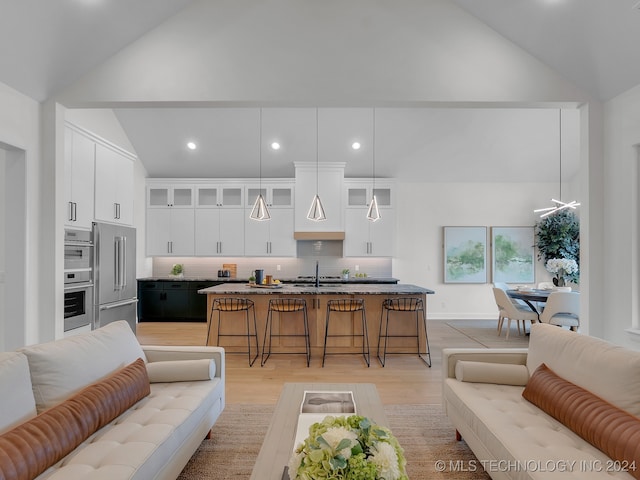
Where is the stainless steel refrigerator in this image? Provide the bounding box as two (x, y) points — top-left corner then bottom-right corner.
(92, 222), (138, 332)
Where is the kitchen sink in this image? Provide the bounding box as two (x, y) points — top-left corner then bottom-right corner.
(292, 284), (335, 288)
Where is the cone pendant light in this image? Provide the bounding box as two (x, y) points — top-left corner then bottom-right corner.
(367, 108), (381, 222)
(307, 108), (327, 221)
(250, 108), (271, 221)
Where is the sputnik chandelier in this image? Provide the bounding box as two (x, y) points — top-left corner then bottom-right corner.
(534, 109), (580, 218)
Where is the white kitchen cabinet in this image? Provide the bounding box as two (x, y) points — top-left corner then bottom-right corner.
(245, 183), (294, 208)
(196, 185), (243, 208)
(64, 127), (95, 229)
(148, 185), (194, 208)
(294, 163), (344, 231)
(244, 208), (295, 256)
(94, 143), (134, 225)
(194, 208), (245, 256)
(147, 208), (195, 256)
(346, 185), (393, 208)
(344, 208), (395, 257)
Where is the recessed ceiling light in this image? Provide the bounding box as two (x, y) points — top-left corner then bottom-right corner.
(352, 142), (361, 150)
(186, 142), (197, 150)
(271, 142), (281, 150)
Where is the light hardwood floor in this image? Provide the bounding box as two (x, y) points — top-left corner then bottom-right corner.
(136, 319), (513, 405)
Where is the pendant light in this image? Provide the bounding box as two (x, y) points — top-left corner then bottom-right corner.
(367, 108), (381, 222)
(249, 108), (271, 221)
(307, 108), (327, 221)
(534, 109), (580, 218)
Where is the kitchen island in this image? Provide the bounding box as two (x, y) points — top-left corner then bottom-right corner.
(198, 283), (434, 360)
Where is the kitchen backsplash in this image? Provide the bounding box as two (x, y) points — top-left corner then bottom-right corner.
(152, 256), (392, 279)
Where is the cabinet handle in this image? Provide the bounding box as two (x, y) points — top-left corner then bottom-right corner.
(116, 203), (121, 219)
(167, 241), (172, 254)
(74, 202), (78, 221)
(218, 241), (222, 254)
(68, 202), (76, 222)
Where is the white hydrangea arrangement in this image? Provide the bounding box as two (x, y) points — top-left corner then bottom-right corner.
(545, 258), (578, 286)
(288, 415), (408, 480)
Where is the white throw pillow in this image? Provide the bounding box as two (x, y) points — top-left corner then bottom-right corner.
(455, 360), (529, 386)
(0, 352), (37, 433)
(20, 321), (146, 412)
(146, 359), (216, 383)
(527, 323), (640, 416)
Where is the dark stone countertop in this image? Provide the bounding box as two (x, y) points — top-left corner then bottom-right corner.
(198, 283), (434, 295)
(137, 277), (400, 284)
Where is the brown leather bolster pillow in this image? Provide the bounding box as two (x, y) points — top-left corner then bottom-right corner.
(0, 357), (150, 480)
(523, 363), (640, 480)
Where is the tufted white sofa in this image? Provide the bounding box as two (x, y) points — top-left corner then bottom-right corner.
(0, 320), (225, 480)
(443, 323), (640, 480)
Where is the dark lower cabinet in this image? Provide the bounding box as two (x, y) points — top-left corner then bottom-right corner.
(138, 280), (220, 322)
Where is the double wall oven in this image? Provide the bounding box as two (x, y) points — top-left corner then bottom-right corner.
(64, 229), (94, 332)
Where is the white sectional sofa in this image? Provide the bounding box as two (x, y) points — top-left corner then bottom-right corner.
(0, 321), (225, 480)
(443, 323), (640, 480)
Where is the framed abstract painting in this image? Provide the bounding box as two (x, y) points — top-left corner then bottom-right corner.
(443, 226), (488, 283)
(491, 226), (535, 284)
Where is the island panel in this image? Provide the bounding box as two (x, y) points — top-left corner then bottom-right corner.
(200, 284), (434, 358)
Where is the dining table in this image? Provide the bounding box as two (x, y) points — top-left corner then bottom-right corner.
(506, 289), (551, 317)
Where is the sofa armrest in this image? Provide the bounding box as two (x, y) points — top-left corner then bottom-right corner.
(142, 346), (225, 381)
(442, 348), (528, 380)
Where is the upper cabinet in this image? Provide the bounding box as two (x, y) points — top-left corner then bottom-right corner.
(294, 162), (344, 232)
(64, 126), (95, 229)
(196, 184), (243, 208)
(148, 185), (195, 208)
(245, 182), (294, 208)
(94, 143), (134, 225)
(345, 184), (393, 208)
(147, 208), (195, 256)
(65, 123), (135, 228)
(343, 179), (395, 257)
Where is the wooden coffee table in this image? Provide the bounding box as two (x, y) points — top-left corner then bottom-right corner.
(250, 383), (388, 480)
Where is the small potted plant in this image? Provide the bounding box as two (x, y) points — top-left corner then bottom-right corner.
(170, 264), (184, 278)
(248, 275), (256, 285)
(341, 268), (350, 280)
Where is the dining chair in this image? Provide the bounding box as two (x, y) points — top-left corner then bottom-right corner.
(493, 282), (528, 308)
(539, 291), (580, 331)
(535, 282), (555, 311)
(492, 287), (539, 339)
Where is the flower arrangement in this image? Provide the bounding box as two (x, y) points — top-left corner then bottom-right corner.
(288, 415), (408, 480)
(170, 264), (184, 277)
(545, 258), (578, 287)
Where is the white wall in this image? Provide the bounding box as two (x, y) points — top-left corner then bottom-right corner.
(59, 0), (587, 106)
(0, 149), (4, 346)
(0, 80), (43, 347)
(393, 181), (565, 320)
(602, 85), (640, 349)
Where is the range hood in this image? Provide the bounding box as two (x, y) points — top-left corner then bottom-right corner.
(294, 232), (345, 241)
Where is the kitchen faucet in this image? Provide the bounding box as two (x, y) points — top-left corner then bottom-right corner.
(315, 260), (320, 288)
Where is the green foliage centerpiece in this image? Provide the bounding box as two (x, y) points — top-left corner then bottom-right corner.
(535, 210), (580, 284)
(288, 415), (408, 480)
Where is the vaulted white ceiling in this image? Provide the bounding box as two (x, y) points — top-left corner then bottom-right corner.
(0, 0), (636, 182)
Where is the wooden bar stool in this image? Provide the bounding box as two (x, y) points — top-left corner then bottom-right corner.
(207, 297), (259, 366)
(322, 299), (370, 367)
(261, 298), (310, 367)
(377, 297), (431, 367)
